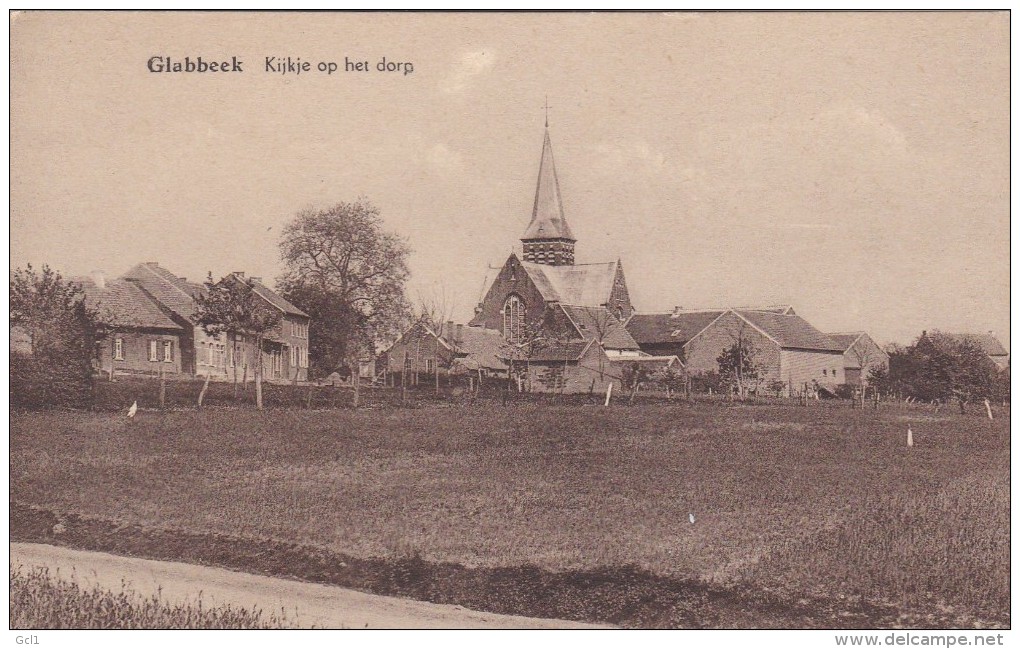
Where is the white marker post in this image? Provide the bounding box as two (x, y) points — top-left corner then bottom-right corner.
(984, 399), (993, 420)
(907, 426), (914, 448)
(604, 382), (613, 406)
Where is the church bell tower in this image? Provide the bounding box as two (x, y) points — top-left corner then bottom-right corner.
(521, 129), (576, 266)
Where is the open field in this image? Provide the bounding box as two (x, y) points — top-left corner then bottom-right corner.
(10, 402), (1009, 628)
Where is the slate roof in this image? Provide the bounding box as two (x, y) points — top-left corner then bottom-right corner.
(625, 311), (724, 345)
(560, 304), (640, 350)
(75, 277), (184, 330)
(734, 310), (843, 352)
(945, 333), (1008, 357)
(521, 260), (619, 308)
(522, 130), (575, 241)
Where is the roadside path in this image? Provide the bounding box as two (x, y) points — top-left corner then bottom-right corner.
(11, 542), (607, 629)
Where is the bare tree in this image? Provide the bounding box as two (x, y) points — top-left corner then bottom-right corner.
(195, 274), (282, 410)
(416, 284), (454, 395)
(717, 321), (765, 400)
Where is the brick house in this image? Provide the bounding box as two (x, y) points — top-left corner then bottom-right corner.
(219, 272), (312, 382)
(85, 263), (311, 382)
(77, 273), (186, 377)
(378, 319), (507, 386)
(828, 331), (889, 386)
(122, 262), (226, 377)
(626, 307), (845, 394)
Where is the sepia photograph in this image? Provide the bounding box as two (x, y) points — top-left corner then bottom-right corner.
(8, 10), (1011, 640)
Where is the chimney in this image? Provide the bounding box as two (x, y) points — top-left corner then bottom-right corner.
(456, 324), (464, 344)
(91, 270), (106, 289)
(233, 271), (245, 278)
(474, 303), (483, 315)
(250, 277), (262, 283)
(446, 320), (454, 341)
(673, 305), (684, 315)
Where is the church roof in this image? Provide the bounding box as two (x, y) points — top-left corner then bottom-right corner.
(521, 260), (619, 308)
(522, 130), (575, 242)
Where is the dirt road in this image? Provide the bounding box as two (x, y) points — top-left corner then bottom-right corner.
(11, 542), (607, 629)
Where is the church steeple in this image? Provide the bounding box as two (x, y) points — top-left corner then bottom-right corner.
(521, 129), (576, 266)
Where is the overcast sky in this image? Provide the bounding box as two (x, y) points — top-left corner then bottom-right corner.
(10, 12), (1010, 349)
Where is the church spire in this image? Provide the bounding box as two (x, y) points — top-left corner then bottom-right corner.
(521, 127), (576, 266)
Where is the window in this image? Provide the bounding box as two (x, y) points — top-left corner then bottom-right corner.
(290, 346), (297, 366)
(149, 340), (158, 362)
(426, 358), (434, 373)
(502, 294), (526, 343)
(228, 345), (234, 368)
(302, 346), (308, 368)
(207, 344), (215, 365)
(114, 338), (124, 360)
(163, 340), (173, 363)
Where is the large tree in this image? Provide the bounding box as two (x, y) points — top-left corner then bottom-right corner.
(889, 331), (999, 411)
(277, 199), (412, 377)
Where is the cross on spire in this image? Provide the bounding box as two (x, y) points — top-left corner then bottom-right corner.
(543, 95), (551, 128)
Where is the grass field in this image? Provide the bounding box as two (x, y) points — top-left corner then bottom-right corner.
(9, 401), (1009, 628)
(9, 564), (288, 629)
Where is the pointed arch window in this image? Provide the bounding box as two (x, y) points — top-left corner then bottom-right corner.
(503, 294), (526, 343)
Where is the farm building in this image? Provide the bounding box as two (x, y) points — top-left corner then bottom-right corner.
(626, 307), (846, 395)
(378, 319), (507, 386)
(79, 263), (312, 382)
(828, 331), (889, 386)
(943, 332), (1009, 370)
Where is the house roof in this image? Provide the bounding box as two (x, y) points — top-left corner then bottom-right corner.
(608, 355), (682, 372)
(734, 310), (844, 352)
(560, 304), (640, 350)
(243, 276), (309, 318)
(944, 333), (1009, 357)
(121, 262), (203, 321)
(626, 308), (842, 352)
(521, 260), (619, 308)
(221, 273), (309, 318)
(451, 326), (507, 372)
(522, 130), (575, 242)
(625, 310), (725, 346)
(76, 277), (184, 330)
(827, 332), (865, 352)
(527, 339), (592, 362)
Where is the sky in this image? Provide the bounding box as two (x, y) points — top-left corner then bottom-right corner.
(10, 12), (1010, 350)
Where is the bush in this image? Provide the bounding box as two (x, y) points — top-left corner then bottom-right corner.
(10, 354), (94, 410)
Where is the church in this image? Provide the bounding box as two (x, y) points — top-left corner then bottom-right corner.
(462, 124), (858, 396)
(467, 127), (675, 393)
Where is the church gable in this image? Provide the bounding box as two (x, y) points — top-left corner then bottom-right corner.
(469, 253), (551, 334)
